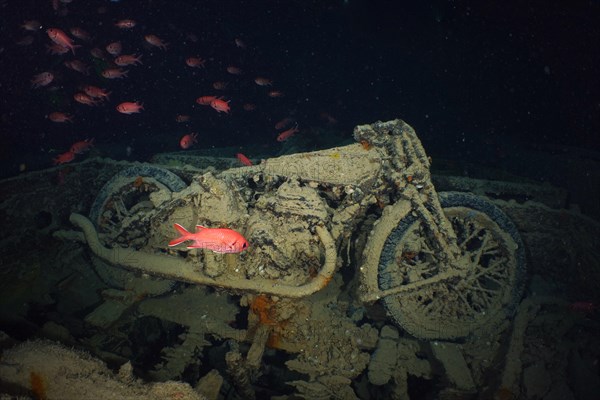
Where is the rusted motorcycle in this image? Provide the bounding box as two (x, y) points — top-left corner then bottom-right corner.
(71, 119), (525, 340)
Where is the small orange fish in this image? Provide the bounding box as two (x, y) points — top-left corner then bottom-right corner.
(74, 92), (98, 106)
(212, 81), (228, 90)
(115, 19), (136, 29)
(47, 43), (70, 55)
(236, 153), (253, 166)
(267, 90), (284, 98)
(31, 72), (54, 88)
(169, 223), (249, 254)
(102, 68), (128, 79)
(53, 151), (76, 165)
(70, 138), (94, 154)
(105, 41), (122, 56)
(83, 85), (111, 100)
(116, 102), (144, 114)
(175, 114), (191, 123)
(254, 77), (272, 86)
(196, 95), (217, 106)
(89, 47), (105, 59)
(31, 72), (54, 89)
(277, 125), (299, 142)
(46, 28), (77, 54)
(64, 60), (89, 75)
(21, 20), (41, 32)
(186, 57), (206, 68)
(180, 133), (198, 149)
(210, 98), (230, 114)
(47, 112), (74, 123)
(69, 27), (90, 41)
(226, 65), (243, 75)
(145, 34), (168, 50)
(114, 54), (143, 66)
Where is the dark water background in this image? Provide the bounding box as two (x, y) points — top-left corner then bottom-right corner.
(0, 0), (599, 177)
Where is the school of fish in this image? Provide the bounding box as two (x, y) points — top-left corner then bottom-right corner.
(18, 1), (344, 169)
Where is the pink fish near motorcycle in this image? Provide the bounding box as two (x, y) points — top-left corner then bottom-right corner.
(169, 223), (249, 254)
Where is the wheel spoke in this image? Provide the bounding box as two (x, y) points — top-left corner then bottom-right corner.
(467, 259), (505, 282)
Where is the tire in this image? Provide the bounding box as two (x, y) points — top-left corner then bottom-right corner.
(379, 191), (526, 340)
(87, 164), (185, 294)
(89, 164), (186, 231)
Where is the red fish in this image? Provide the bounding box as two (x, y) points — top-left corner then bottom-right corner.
(69, 27), (91, 41)
(74, 92), (99, 106)
(115, 19), (136, 29)
(212, 81), (228, 90)
(186, 57), (206, 68)
(277, 125), (299, 142)
(64, 60), (89, 75)
(114, 54), (143, 66)
(31, 72), (54, 88)
(47, 112), (73, 123)
(254, 77), (272, 86)
(21, 20), (41, 32)
(46, 28), (77, 54)
(196, 95), (217, 106)
(70, 138), (94, 154)
(83, 85), (111, 100)
(102, 68), (128, 79)
(180, 133), (198, 149)
(53, 151), (75, 165)
(175, 114), (191, 123)
(105, 41), (122, 56)
(116, 102), (144, 114)
(144, 34), (168, 50)
(226, 65), (243, 75)
(89, 47), (105, 59)
(169, 223), (249, 254)
(236, 153), (253, 166)
(210, 98), (230, 113)
(47, 44), (70, 55)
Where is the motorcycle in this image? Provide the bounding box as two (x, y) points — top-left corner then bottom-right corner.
(72, 119), (525, 340)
